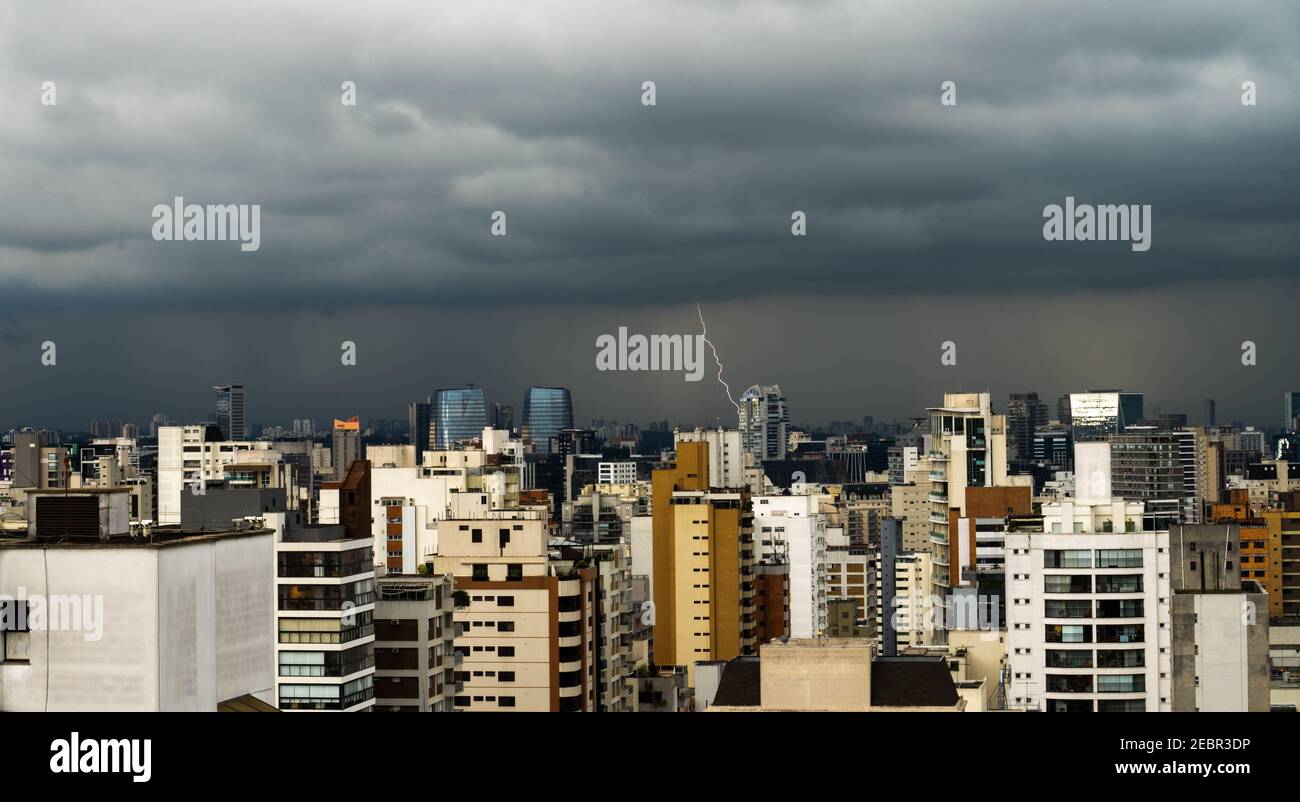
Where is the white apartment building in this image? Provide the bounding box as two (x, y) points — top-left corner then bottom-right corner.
(675, 427), (746, 487)
(598, 461), (637, 485)
(157, 425), (299, 525)
(1005, 521), (1172, 712)
(926, 393), (1010, 624)
(753, 493), (827, 638)
(1, 507), (275, 711)
(889, 551), (935, 649)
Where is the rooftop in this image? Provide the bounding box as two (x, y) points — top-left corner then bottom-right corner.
(0, 525), (274, 549)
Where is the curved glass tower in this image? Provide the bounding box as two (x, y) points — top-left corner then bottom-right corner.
(433, 387), (488, 449)
(522, 387), (574, 455)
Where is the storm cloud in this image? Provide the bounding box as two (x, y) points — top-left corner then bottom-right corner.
(1, 1), (1297, 429)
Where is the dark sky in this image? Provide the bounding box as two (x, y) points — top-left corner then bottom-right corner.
(2, 1), (1298, 431)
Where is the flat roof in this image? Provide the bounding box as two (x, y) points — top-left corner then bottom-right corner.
(0, 526), (274, 549)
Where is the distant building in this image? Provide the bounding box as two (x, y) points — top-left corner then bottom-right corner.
(1285, 392), (1300, 431)
(1069, 390), (1143, 442)
(739, 385), (790, 463)
(521, 387), (573, 456)
(332, 417), (361, 481)
(408, 398), (433, 465)
(1006, 392), (1049, 463)
(434, 387), (489, 450)
(212, 384), (246, 440)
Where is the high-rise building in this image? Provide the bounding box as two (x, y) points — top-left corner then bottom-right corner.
(925, 392), (1010, 615)
(1033, 422), (1073, 470)
(1285, 392), (1300, 431)
(490, 402), (514, 432)
(332, 417), (361, 481)
(1006, 392), (1048, 463)
(213, 384), (246, 440)
(1109, 425), (1200, 523)
(752, 493), (827, 639)
(373, 573), (459, 712)
(651, 441), (756, 683)
(674, 427), (745, 488)
(1203, 398), (1217, 427)
(521, 387), (573, 456)
(1056, 395), (1072, 425)
(562, 478), (645, 546)
(1069, 390), (1143, 442)
(1006, 515), (1171, 712)
(434, 387), (489, 449)
(1262, 492), (1300, 620)
(738, 385), (789, 463)
(1005, 449), (1172, 713)
(408, 397), (433, 465)
(273, 518), (376, 711)
(430, 515), (610, 711)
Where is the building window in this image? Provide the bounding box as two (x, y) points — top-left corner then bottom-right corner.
(1, 600), (31, 662)
(498, 696), (516, 708)
(472, 528), (483, 543)
(498, 596), (515, 607)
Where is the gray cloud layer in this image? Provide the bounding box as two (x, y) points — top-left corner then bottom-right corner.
(1, 1), (1297, 428)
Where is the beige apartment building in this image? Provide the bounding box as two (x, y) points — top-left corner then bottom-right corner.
(431, 517), (603, 712)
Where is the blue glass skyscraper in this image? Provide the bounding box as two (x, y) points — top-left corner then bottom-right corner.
(522, 387), (574, 456)
(433, 387), (488, 449)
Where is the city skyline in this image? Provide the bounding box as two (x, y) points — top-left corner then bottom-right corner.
(4, 379), (1292, 436)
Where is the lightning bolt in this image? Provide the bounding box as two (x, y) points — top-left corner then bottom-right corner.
(698, 303), (740, 415)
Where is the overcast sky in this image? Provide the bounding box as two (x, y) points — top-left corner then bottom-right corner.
(2, 0), (1297, 431)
